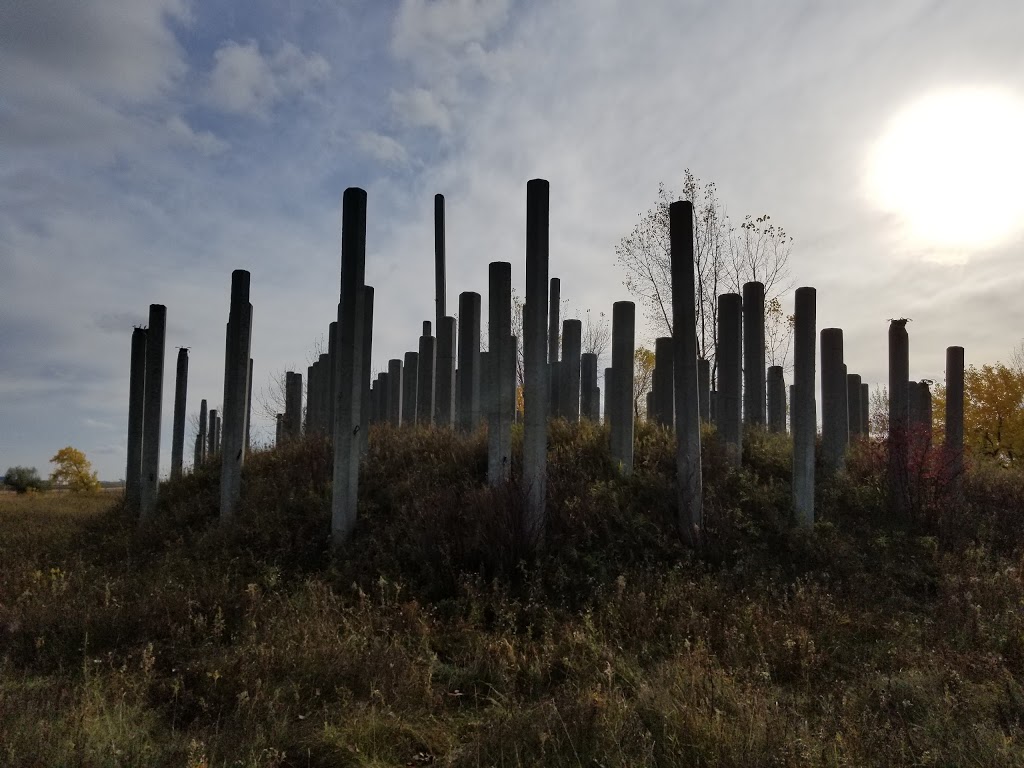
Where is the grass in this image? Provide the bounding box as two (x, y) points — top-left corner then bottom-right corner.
(2, 423), (1024, 766)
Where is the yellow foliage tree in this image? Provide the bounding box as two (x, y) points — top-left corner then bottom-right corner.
(49, 446), (101, 492)
(933, 363), (1024, 464)
(633, 346), (656, 418)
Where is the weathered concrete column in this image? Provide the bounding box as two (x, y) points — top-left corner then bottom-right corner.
(125, 327), (147, 512)
(285, 371), (303, 440)
(488, 261), (513, 485)
(214, 413), (222, 454)
(717, 293), (743, 467)
(653, 336), (674, 427)
(417, 322), (436, 426)
(945, 346), (965, 486)
(646, 391), (654, 421)
(767, 365), (786, 433)
(359, 286), (374, 456)
(820, 329), (847, 471)
(327, 321), (338, 442)
(603, 367), (613, 425)
(275, 414), (283, 445)
(139, 304), (166, 524)
(170, 347), (189, 480)
(434, 193), (446, 331)
(523, 179), (550, 539)
(697, 358), (710, 424)
(387, 359), (403, 426)
(670, 201), (703, 546)
(436, 316), (457, 427)
(403, 351), (419, 427)
(550, 361), (562, 418)
(332, 188), (367, 547)
(888, 319), (910, 514)
(245, 358), (253, 456)
(220, 271), (252, 524)
(208, 409), (218, 455)
(580, 353), (598, 422)
(792, 287), (816, 526)
(742, 281), (766, 427)
(548, 277), (560, 418)
(592, 386), (601, 422)
(559, 319), (582, 423)
(305, 363), (315, 434)
(789, 385), (795, 434)
(847, 373), (863, 438)
(457, 292), (482, 431)
(610, 301), (635, 474)
(907, 381), (922, 426)
(919, 380), (933, 448)
(196, 398), (208, 467)
(861, 382), (870, 437)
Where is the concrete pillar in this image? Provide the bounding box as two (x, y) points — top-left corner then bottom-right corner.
(646, 391), (654, 422)
(710, 391), (718, 426)
(436, 316), (456, 428)
(214, 413), (222, 454)
(888, 319), (910, 514)
(125, 327), (147, 512)
(919, 380), (933, 447)
(275, 414), (283, 445)
(550, 361), (562, 418)
(603, 368), (613, 425)
(208, 409), (218, 456)
(220, 270), (252, 524)
(559, 319), (582, 422)
(548, 277), (560, 418)
(197, 398), (207, 466)
(717, 293), (742, 467)
(359, 286), (374, 456)
(193, 433), (202, 469)
(820, 329), (847, 470)
(907, 381), (922, 427)
(245, 358), (253, 456)
(945, 346), (965, 485)
(417, 322), (436, 426)
(488, 261), (513, 485)
(332, 188), (367, 547)
(610, 301), (635, 474)
(319, 354), (331, 434)
(524, 180), (550, 540)
(139, 304), (166, 524)
(434, 193), (446, 332)
(861, 382), (870, 437)
(580, 353), (598, 422)
(457, 292), (482, 431)
(305, 364), (315, 434)
(170, 348), (189, 481)
(653, 337), (674, 427)
(388, 359), (403, 426)
(847, 373), (863, 438)
(792, 288), (816, 526)
(670, 201), (703, 546)
(285, 371), (303, 439)
(327, 321), (338, 443)
(742, 281), (766, 427)
(767, 365), (786, 434)
(403, 351), (419, 427)
(697, 358), (710, 424)
(592, 386), (601, 422)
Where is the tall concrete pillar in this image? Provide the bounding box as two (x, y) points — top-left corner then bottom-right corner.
(742, 281), (766, 427)
(434, 193), (446, 332)
(888, 319), (910, 514)
(610, 301), (635, 474)
(789, 385), (795, 434)
(603, 367), (613, 425)
(417, 322), (436, 426)
(457, 292), (482, 431)
(653, 337), (674, 427)
(208, 409), (219, 456)
(388, 359), (403, 426)
(767, 365), (786, 433)
(860, 382), (870, 437)
(245, 358), (253, 456)
(403, 351), (419, 427)
(332, 188), (367, 547)
(170, 347), (189, 480)
(580, 353), (598, 422)
(139, 304), (166, 524)
(319, 353), (331, 434)
(717, 293), (742, 467)
(670, 201), (703, 546)
(327, 321), (338, 443)
(305, 363), (315, 434)
(214, 413), (222, 454)
(285, 371), (302, 439)
(559, 319), (582, 423)
(697, 358), (710, 424)
(792, 287), (816, 526)
(220, 271), (252, 524)
(125, 327), (147, 512)
(847, 373), (863, 438)
(359, 286), (374, 456)
(548, 277), (560, 418)
(197, 398), (208, 466)
(436, 316), (457, 427)
(820, 329), (847, 470)
(488, 262), (513, 485)
(945, 346), (965, 485)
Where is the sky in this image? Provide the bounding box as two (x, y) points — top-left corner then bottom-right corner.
(2, 0), (1023, 481)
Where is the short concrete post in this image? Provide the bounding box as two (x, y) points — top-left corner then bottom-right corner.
(646, 391), (654, 421)
(742, 281), (766, 426)
(139, 304), (166, 524)
(125, 327), (147, 512)
(388, 359), (403, 426)
(945, 346), (965, 487)
(220, 270), (252, 524)
(717, 293), (743, 466)
(792, 287), (816, 526)
(653, 337), (674, 427)
(820, 328), (848, 471)
(275, 414), (283, 445)
(285, 371), (303, 440)
(417, 322), (436, 426)
(698, 358), (710, 424)
(559, 319), (582, 423)
(403, 351), (419, 427)
(436, 316), (456, 427)
(860, 382), (870, 437)
(767, 365), (786, 433)
(580, 353), (598, 422)
(847, 373), (863, 438)
(888, 319), (910, 514)
(457, 292), (482, 431)
(170, 347), (189, 480)
(359, 286), (374, 456)
(610, 301), (635, 474)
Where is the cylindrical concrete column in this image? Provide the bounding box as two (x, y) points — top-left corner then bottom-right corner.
(125, 327), (147, 512)
(139, 304), (166, 524)
(945, 345), (965, 484)
(387, 359), (403, 427)
(170, 347), (189, 480)
(888, 319), (910, 514)
(275, 414), (283, 445)
(327, 321), (338, 443)
(488, 261), (513, 485)
(434, 194), (445, 332)
(436, 316), (456, 428)
(847, 373), (863, 438)
(717, 293), (743, 467)
(285, 371), (303, 439)
(417, 323), (436, 427)
(610, 301), (635, 475)
(559, 319), (582, 423)
(742, 281), (766, 427)
(548, 277), (560, 420)
(197, 398), (207, 466)
(792, 287), (816, 526)
(603, 367), (613, 426)
(580, 353), (598, 422)
(653, 337), (674, 427)
(245, 358), (253, 456)
(457, 292), (482, 431)
(402, 351), (418, 428)
(305, 364), (315, 434)
(860, 382), (870, 437)
(359, 286), (374, 456)
(208, 409), (218, 456)
(697, 358), (710, 424)
(220, 271), (252, 524)
(820, 328), (847, 471)
(767, 365), (786, 434)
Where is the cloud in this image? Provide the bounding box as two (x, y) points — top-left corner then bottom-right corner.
(205, 40), (329, 117)
(165, 115), (229, 155)
(390, 87), (452, 134)
(357, 131), (410, 167)
(392, 0), (510, 60)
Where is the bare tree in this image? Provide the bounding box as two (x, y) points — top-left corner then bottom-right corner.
(581, 308), (611, 368)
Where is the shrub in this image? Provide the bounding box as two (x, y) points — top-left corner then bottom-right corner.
(3, 466), (47, 494)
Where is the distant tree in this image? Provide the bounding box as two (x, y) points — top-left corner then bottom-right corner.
(581, 308), (611, 368)
(933, 361), (1024, 465)
(3, 466), (47, 494)
(49, 447), (100, 493)
(633, 347), (656, 419)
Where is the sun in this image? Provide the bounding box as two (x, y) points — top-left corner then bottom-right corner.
(867, 86), (1024, 252)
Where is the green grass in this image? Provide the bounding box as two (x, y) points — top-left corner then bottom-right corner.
(2, 424), (1024, 766)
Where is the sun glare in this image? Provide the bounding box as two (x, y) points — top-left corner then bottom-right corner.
(867, 86), (1024, 253)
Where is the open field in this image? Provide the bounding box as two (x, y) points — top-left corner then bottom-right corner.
(3, 423), (1024, 766)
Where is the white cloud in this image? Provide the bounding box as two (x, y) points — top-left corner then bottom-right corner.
(390, 87), (453, 134)
(392, 0), (510, 60)
(166, 116), (229, 155)
(357, 131), (410, 167)
(206, 40), (330, 117)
